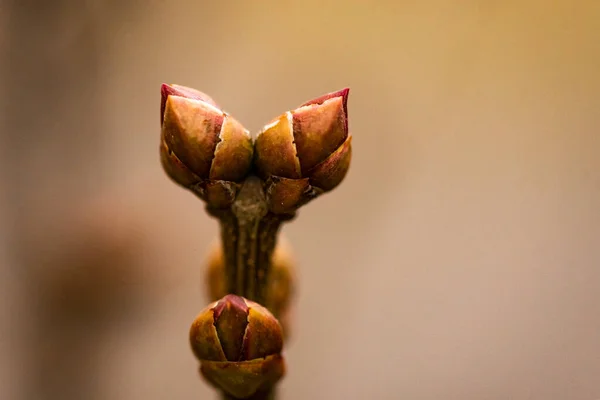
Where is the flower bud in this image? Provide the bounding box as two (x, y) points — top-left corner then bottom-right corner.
(254, 88), (352, 214)
(160, 83), (254, 208)
(190, 295), (285, 398)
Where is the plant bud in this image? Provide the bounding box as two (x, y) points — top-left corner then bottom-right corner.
(254, 88), (352, 214)
(160, 83), (254, 208)
(190, 295), (285, 398)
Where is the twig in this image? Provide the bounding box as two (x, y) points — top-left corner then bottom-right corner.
(207, 175), (294, 305)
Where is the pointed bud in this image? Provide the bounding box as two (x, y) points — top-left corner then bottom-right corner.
(292, 92), (348, 173)
(190, 295), (283, 362)
(190, 295), (285, 398)
(162, 94), (222, 178)
(159, 84), (254, 206)
(254, 88), (352, 214)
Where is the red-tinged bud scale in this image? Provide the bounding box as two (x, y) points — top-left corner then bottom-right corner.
(190, 295), (285, 398)
(254, 88), (352, 214)
(160, 83), (254, 208)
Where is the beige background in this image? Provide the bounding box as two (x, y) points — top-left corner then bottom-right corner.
(2, 1), (599, 399)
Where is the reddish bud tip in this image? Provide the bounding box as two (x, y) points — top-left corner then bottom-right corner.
(213, 295), (250, 362)
(213, 294), (249, 320)
(292, 93), (348, 173)
(160, 83), (219, 125)
(190, 295), (283, 365)
(254, 88), (351, 183)
(301, 87), (349, 121)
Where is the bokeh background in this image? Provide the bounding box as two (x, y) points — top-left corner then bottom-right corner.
(2, 1), (599, 399)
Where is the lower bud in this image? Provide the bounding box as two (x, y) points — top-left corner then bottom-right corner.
(190, 295), (285, 398)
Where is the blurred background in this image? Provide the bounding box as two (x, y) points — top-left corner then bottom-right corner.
(2, 1), (599, 399)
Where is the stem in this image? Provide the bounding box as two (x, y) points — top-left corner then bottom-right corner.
(207, 175), (294, 304)
(207, 175), (292, 400)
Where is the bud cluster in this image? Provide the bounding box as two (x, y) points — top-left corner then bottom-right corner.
(160, 83), (353, 399)
(160, 83), (351, 213)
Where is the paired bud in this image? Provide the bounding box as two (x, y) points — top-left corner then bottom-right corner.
(160, 84), (254, 208)
(160, 84), (352, 213)
(190, 294), (285, 399)
(254, 88), (352, 214)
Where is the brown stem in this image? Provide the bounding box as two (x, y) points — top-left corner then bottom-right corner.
(207, 175), (291, 400)
(207, 175), (294, 304)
